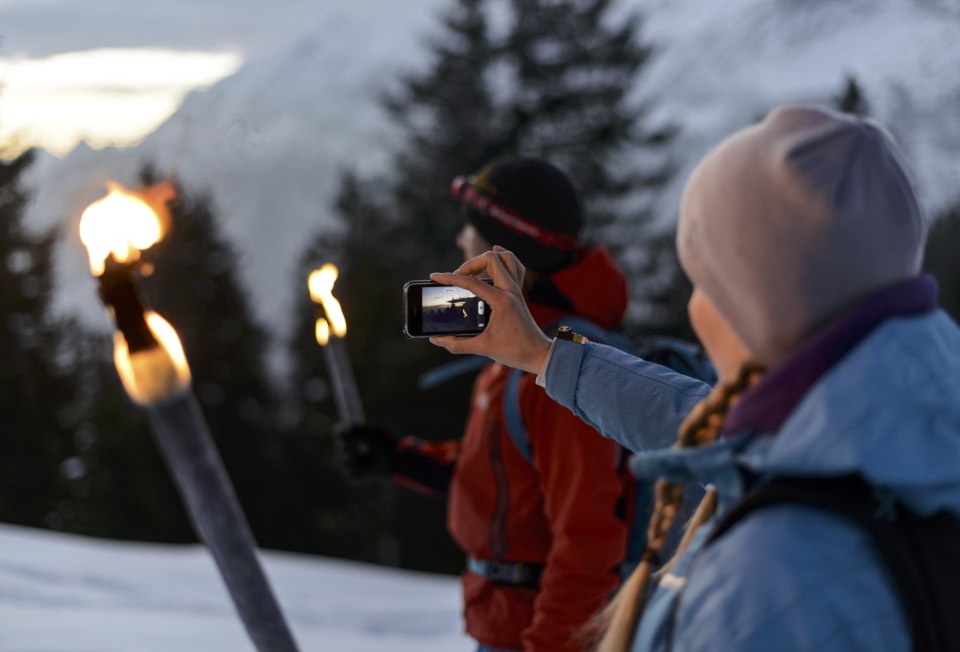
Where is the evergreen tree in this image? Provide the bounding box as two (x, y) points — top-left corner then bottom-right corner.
(0, 149), (193, 541)
(924, 203), (960, 324)
(286, 173), (472, 570)
(380, 0), (671, 262)
(380, 0), (500, 265)
(290, 0), (673, 572)
(0, 150), (75, 529)
(499, 0), (671, 242)
(834, 74), (871, 116)
(498, 0), (678, 329)
(63, 335), (193, 541)
(624, 230), (695, 340)
(69, 171), (299, 549)
(135, 172), (294, 548)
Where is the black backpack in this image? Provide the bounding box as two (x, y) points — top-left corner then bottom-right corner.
(707, 474), (960, 652)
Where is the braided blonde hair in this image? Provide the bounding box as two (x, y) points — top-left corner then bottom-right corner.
(591, 363), (764, 652)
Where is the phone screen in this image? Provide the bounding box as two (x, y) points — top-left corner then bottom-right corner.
(404, 281), (490, 337)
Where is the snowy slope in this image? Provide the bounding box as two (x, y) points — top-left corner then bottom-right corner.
(633, 0), (960, 221)
(21, 0), (960, 363)
(0, 523), (470, 652)
(22, 0), (448, 347)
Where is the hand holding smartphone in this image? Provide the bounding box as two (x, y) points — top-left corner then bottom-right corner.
(403, 280), (493, 338)
(426, 248), (553, 375)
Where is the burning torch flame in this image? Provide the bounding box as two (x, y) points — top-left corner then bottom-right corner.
(308, 263), (347, 345)
(113, 312), (192, 405)
(79, 181), (169, 276)
(315, 318), (331, 346)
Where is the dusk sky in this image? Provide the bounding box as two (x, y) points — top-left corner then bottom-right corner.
(422, 286), (477, 310)
(0, 0), (340, 154)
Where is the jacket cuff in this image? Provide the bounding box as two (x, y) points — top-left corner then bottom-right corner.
(534, 338), (558, 388)
(542, 337), (589, 410)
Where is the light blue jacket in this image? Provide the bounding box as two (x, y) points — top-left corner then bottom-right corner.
(542, 310), (960, 651)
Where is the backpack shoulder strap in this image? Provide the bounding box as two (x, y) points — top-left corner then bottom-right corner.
(503, 368), (533, 462)
(501, 316), (613, 464)
(417, 355), (489, 391)
(632, 335), (718, 385)
(707, 474), (960, 652)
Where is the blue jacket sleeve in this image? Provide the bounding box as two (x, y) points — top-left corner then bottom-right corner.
(543, 339), (711, 453)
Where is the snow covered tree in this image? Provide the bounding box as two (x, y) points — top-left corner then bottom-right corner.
(291, 0), (673, 572)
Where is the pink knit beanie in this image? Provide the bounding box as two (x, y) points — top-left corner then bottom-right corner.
(677, 105), (926, 365)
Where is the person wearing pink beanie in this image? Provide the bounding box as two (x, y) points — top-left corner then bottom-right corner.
(678, 104), (925, 366)
(428, 105), (960, 651)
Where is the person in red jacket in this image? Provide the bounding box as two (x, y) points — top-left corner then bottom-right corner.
(338, 156), (629, 651)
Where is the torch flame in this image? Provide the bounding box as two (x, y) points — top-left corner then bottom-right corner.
(315, 318), (331, 346)
(114, 312), (192, 405)
(79, 181), (171, 276)
(308, 263), (347, 343)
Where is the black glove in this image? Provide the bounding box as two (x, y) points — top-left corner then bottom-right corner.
(334, 423), (398, 480)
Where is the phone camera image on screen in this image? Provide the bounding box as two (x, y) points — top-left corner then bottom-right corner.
(421, 285), (486, 334)
(403, 279), (492, 338)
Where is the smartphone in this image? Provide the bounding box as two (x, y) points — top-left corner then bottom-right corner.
(403, 279), (492, 338)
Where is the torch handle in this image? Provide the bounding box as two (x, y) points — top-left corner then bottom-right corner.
(323, 338), (366, 425)
(146, 392), (300, 652)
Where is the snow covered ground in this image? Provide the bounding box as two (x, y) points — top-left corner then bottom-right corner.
(0, 523), (472, 652)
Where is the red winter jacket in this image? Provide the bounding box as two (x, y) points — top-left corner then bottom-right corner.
(393, 247), (630, 651)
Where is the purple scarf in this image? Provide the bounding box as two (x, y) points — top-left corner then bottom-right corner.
(724, 275), (939, 436)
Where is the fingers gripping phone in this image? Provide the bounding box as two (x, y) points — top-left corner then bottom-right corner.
(403, 280), (492, 338)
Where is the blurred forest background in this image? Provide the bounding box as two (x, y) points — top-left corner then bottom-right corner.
(2, 0), (959, 575)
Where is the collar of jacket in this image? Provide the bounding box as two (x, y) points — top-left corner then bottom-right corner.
(525, 246), (628, 330)
(629, 307), (960, 518)
(723, 275), (938, 436)
(629, 432), (758, 508)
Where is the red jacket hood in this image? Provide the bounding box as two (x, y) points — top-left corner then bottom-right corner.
(526, 246), (628, 330)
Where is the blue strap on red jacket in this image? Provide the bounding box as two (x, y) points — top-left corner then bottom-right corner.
(501, 317), (716, 575)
